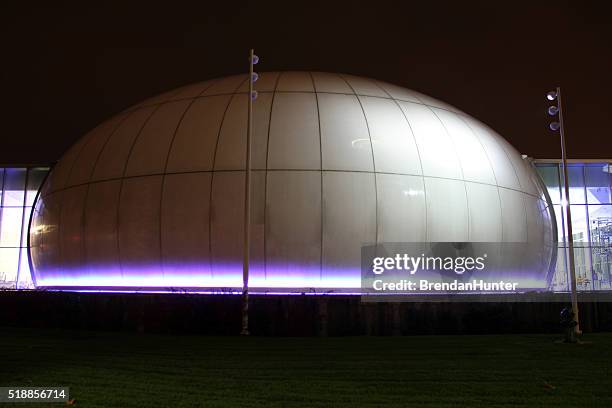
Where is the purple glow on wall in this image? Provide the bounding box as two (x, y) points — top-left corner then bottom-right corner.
(32, 264), (549, 292)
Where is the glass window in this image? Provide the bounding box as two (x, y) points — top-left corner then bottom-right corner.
(0, 167), (49, 290)
(585, 164), (612, 204)
(3, 168), (26, 206)
(21, 207), (32, 246)
(589, 205), (612, 245)
(0, 168), (4, 203)
(564, 165), (586, 204)
(536, 164), (562, 204)
(538, 163), (612, 292)
(573, 246), (593, 290)
(0, 207), (24, 247)
(552, 248), (568, 291)
(17, 247), (34, 289)
(568, 204), (589, 246)
(0, 247), (19, 286)
(591, 235), (612, 290)
(553, 204), (566, 244)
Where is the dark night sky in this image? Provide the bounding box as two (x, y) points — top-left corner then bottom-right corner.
(1, 1), (611, 165)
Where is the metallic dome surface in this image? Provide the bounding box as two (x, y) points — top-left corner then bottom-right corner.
(30, 72), (555, 291)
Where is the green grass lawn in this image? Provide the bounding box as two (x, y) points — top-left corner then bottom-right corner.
(1, 327), (611, 407)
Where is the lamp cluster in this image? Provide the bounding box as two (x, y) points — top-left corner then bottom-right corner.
(546, 90), (560, 132)
(250, 54), (259, 100)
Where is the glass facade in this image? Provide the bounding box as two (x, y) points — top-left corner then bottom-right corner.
(0, 167), (49, 289)
(0, 161), (610, 293)
(535, 161), (612, 291)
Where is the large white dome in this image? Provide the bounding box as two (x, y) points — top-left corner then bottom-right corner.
(30, 71), (555, 290)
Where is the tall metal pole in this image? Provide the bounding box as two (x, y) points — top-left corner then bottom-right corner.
(241, 49), (255, 335)
(557, 86), (581, 334)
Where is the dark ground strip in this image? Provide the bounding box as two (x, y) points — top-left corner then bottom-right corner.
(0, 327), (610, 407)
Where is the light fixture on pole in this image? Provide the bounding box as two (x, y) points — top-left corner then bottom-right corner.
(241, 49), (258, 336)
(547, 87), (581, 336)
